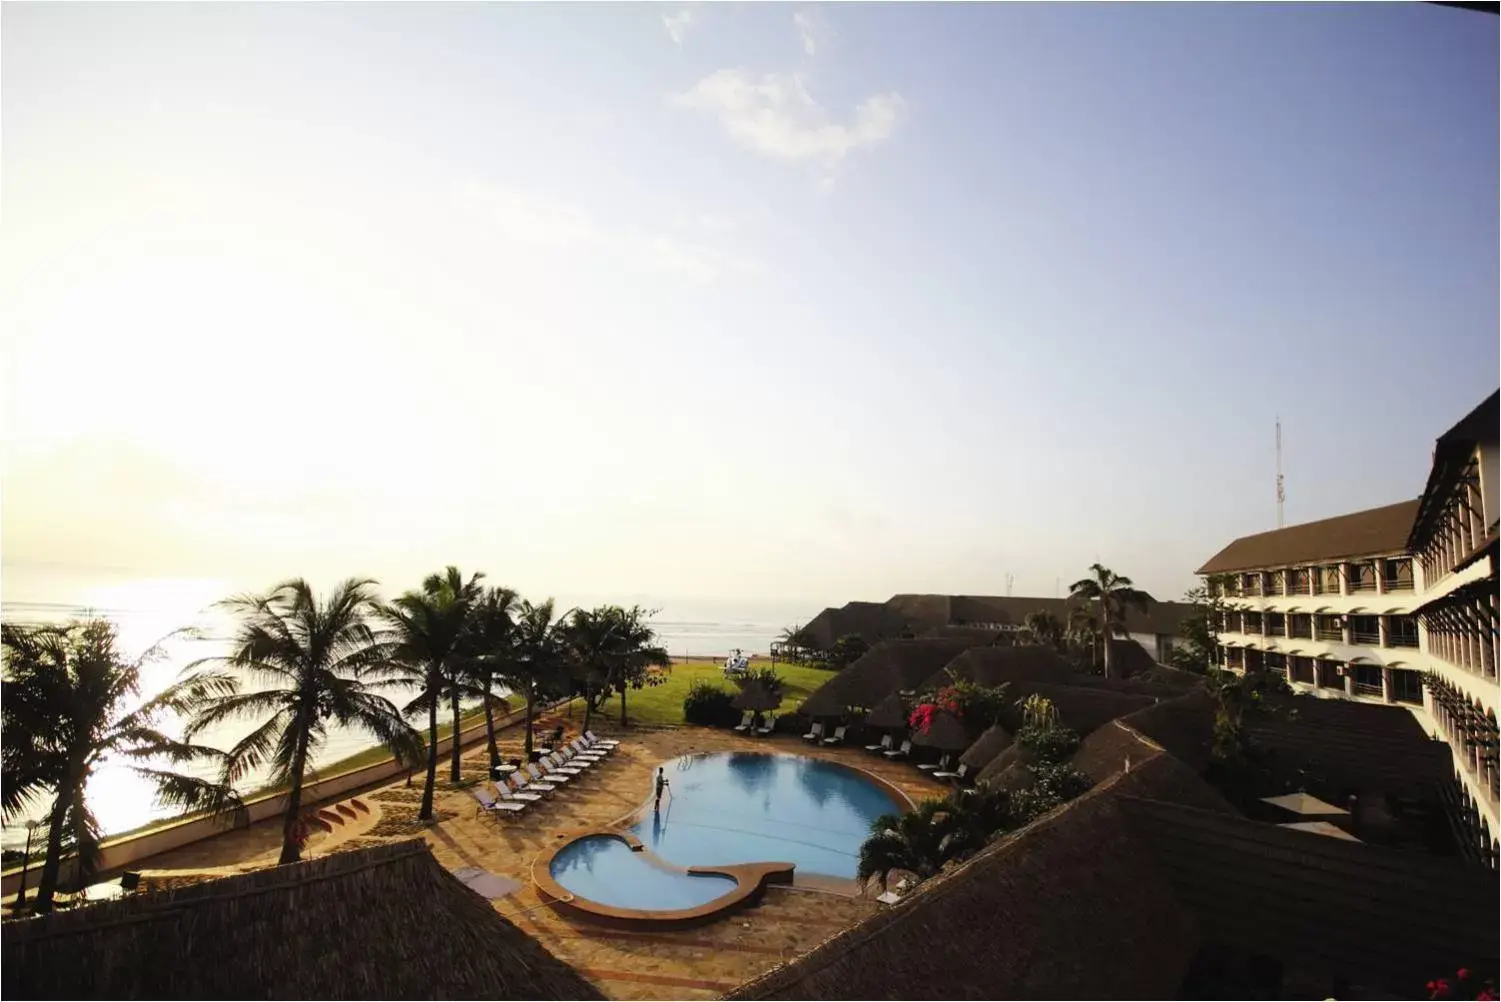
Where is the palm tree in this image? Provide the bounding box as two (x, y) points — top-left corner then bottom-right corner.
(509, 599), (571, 759)
(380, 567), (485, 818)
(560, 607), (615, 735)
(1022, 611), (1065, 650)
(2, 618), (246, 912)
(856, 799), (956, 891)
(1068, 563), (1151, 679)
(180, 578), (424, 865)
(461, 586), (519, 773)
(603, 606), (670, 728)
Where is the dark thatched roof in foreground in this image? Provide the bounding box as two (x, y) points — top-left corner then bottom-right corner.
(862, 690), (910, 729)
(798, 638), (977, 718)
(1, 840), (604, 1001)
(1196, 499), (1419, 575)
(726, 753), (1232, 1001)
(726, 749), (1499, 1001)
(1111, 689), (1217, 773)
(911, 709), (970, 751)
(923, 644), (1072, 690)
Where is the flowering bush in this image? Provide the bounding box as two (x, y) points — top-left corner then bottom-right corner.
(1428, 968), (1496, 1000)
(909, 679), (1009, 734)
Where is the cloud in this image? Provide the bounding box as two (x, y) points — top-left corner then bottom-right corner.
(663, 8), (695, 46)
(793, 11), (820, 56)
(459, 182), (754, 283)
(673, 70), (907, 171)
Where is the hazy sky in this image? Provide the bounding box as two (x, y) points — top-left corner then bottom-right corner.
(3, 2), (1497, 613)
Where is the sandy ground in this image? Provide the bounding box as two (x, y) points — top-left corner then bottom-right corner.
(99, 717), (949, 1000)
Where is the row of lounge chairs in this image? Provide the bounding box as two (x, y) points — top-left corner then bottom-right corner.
(731, 711), (777, 736)
(799, 724), (973, 784)
(470, 731), (621, 821)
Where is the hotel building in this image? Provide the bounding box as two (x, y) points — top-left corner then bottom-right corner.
(1198, 390), (1499, 864)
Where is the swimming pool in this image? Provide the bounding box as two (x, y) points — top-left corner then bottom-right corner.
(546, 835), (737, 910)
(629, 752), (901, 880)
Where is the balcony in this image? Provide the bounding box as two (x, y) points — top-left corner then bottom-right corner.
(1316, 626), (1345, 643)
(1353, 680), (1383, 698)
(1351, 630), (1381, 646)
(1387, 632), (1420, 649)
(1382, 577), (1415, 593)
(1348, 577), (1378, 594)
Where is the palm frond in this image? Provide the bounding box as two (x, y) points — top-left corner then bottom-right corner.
(130, 767), (248, 829)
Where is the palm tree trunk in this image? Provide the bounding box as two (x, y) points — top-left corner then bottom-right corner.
(419, 675), (440, 821)
(620, 683), (628, 727)
(278, 717), (313, 865)
(449, 682), (463, 783)
(582, 677), (593, 733)
(1099, 600), (1113, 679)
(32, 765), (82, 913)
(523, 682), (535, 759)
(482, 673), (499, 772)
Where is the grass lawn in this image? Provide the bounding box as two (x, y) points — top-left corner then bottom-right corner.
(616, 659), (832, 728)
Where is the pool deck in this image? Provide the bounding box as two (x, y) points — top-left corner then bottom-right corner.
(112, 722), (950, 1000)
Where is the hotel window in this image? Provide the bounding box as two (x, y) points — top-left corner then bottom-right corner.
(1382, 557), (1414, 591)
(1287, 568), (1309, 593)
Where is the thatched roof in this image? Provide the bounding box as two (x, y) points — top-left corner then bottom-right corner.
(1246, 695), (1453, 802)
(801, 601), (911, 651)
(885, 593), (1195, 639)
(726, 747), (1498, 1000)
(798, 638), (976, 718)
(911, 710), (970, 751)
(959, 723), (1012, 770)
(1196, 500), (1419, 575)
(1111, 689), (1217, 773)
(925, 644), (1072, 691)
(917, 625), (1002, 645)
(726, 753), (1234, 1001)
(732, 680), (781, 711)
(1, 840), (604, 1001)
(1006, 681), (1156, 735)
(862, 691), (910, 729)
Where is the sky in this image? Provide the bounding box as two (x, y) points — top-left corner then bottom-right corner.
(2, 2), (1497, 621)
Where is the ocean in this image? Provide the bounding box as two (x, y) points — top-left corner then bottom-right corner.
(0, 572), (807, 852)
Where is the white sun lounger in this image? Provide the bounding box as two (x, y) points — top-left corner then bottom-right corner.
(556, 747), (596, 769)
(569, 740), (608, 762)
(821, 725), (848, 746)
(528, 762), (572, 786)
(498, 779), (544, 803)
(876, 735), (912, 759)
(584, 730), (620, 748)
(932, 763), (971, 783)
(917, 753), (951, 773)
(756, 714), (776, 736)
(543, 753), (585, 776)
(732, 711), (756, 733)
(864, 734), (893, 755)
(802, 721), (824, 742)
(471, 786), (526, 817)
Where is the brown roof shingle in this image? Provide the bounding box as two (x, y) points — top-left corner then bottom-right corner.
(1196, 500), (1420, 575)
(798, 638), (978, 718)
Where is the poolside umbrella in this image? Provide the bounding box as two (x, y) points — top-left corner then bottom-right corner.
(1261, 792), (1350, 817)
(960, 723), (1013, 771)
(912, 709), (971, 752)
(863, 691), (910, 730)
(733, 680), (782, 712)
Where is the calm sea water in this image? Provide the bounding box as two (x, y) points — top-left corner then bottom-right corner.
(0, 573), (803, 851)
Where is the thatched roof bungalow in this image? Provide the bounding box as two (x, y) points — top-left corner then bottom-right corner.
(2, 840), (605, 1001)
(798, 638), (978, 719)
(927, 644), (1073, 690)
(959, 723), (1012, 771)
(800, 601), (911, 651)
(727, 749), (1499, 1000)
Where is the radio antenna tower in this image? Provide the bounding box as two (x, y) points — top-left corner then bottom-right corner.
(1005, 573), (1015, 597)
(1276, 416), (1286, 528)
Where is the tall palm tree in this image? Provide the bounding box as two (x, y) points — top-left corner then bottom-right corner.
(380, 567), (485, 818)
(3, 618), (245, 912)
(509, 599), (570, 759)
(603, 606), (670, 728)
(180, 578), (424, 865)
(1022, 611), (1065, 650)
(461, 586), (519, 772)
(1068, 563), (1151, 679)
(559, 607), (615, 735)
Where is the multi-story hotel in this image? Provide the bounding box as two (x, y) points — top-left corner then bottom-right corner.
(1198, 390), (1499, 862)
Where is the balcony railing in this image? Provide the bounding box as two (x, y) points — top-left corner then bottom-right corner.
(1315, 627), (1345, 643)
(1351, 631), (1381, 646)
(1353, 681), (1383, 698)
(1288, 624), (1314, 639)
(1387, 634), (1420, 649)
(1382, 577), (1414, 592)
(1349, 578), (1378, 593)
(1266, 624), (1287, 637)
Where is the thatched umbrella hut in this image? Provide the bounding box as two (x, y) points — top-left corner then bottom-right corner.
(912, 710), (971, 752)
(863, 691), (911, 730)
(799, 638), (975, 719)
(1, 839), (605, 1001)
(959, 723), (1013, 772)
(732, 679), (782, 713)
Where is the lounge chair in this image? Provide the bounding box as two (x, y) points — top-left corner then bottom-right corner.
(514, 769), (557, 795)
(498, 778), (544, 803)
(932, 762), (971, 784)
(732, 711), (756, 733)
(883, 739), (913, 760)
(471, 787), (526, 818)
(821, 725), (848, 746)
(802, 721), (824, 743)
(864, 734), (893, 755)
(917, 753), (952, 774)
(544, 753), (585, 777)
(528, 762), (572, 786)
(584, 730), (620, 748)
(568, 739), (608, 761)
(756, 714), (777, 736)
(556, 747), (595, 769)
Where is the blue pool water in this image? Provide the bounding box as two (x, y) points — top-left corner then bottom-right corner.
(548, 835), (737, 910)
(641, 752), (897, 880)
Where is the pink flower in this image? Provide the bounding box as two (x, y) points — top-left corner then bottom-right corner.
(1458, 970), (1471, 982)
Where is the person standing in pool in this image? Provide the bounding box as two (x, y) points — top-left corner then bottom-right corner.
(654, 767), (669, 813)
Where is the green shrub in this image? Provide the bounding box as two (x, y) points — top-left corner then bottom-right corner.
(1012, 762), (1093, 821)
(1015, 723), (1081, 764)
(683, 680), (741, 727)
